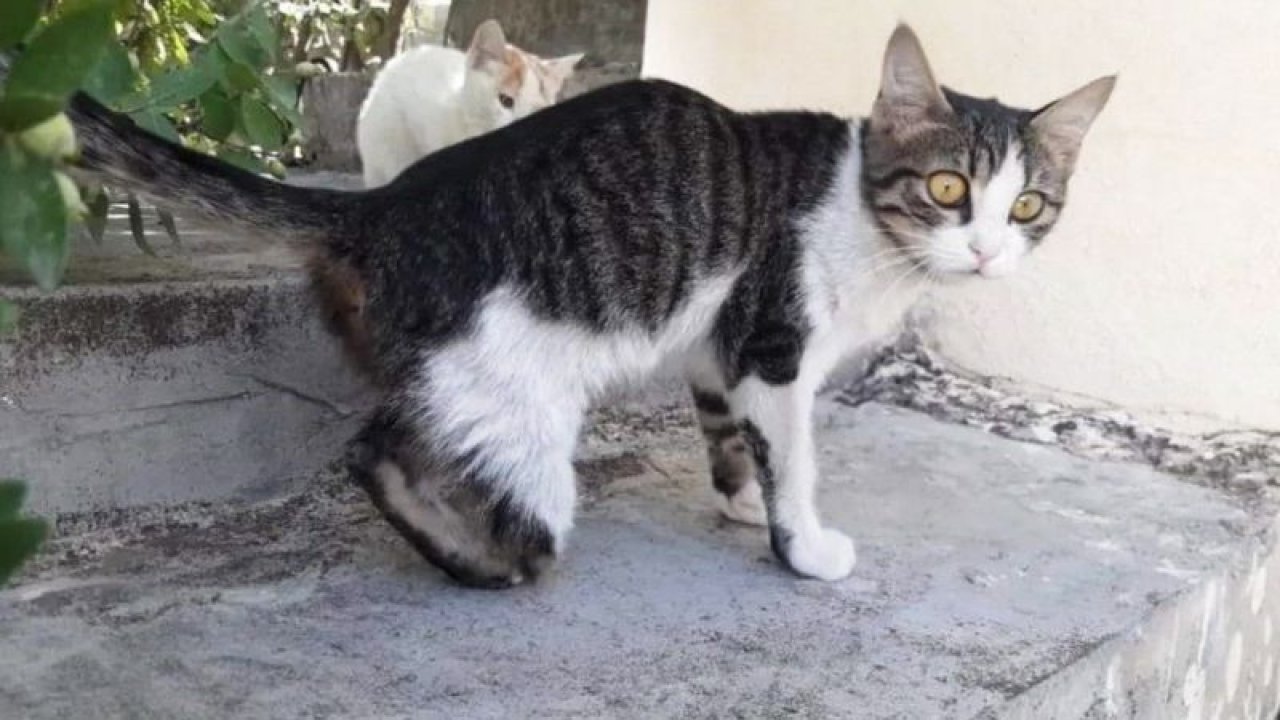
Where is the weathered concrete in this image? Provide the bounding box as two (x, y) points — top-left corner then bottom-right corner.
(444, 0), (646, 65)
(0, 184), (369, 515)
(2, 402), (1277, 719)
(299, 73), (374, 173)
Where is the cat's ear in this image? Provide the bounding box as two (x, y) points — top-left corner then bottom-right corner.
(1030, 76), (1117, 169)
(872, 24), (950, 127)
(543, 53), (584, 82)
(467, 19), (508, 70)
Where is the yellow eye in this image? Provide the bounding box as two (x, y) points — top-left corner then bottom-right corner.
(926, 171), (969, 208)
(1010, 191), (1046, 223)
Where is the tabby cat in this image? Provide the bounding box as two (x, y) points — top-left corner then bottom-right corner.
(67, 25), (1114, 588)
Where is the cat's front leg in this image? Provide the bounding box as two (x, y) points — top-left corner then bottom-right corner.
(728, 377), (856, 581)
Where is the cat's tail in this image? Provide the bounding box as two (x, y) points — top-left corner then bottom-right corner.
(66, 92), (353, 248)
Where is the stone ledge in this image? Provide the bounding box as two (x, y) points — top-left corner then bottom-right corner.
(0, 273), (368, 514)
(1, 402), (1276, 719)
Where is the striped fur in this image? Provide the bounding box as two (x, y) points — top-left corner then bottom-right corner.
(64, 25), (1112, 587)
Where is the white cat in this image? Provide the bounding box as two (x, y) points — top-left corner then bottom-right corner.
(356, 19), (582, 188)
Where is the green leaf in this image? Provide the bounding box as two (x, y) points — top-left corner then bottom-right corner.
(143, 48), (226, 112)
(0, 302), (18, 336)
(217, 17), (271, 70)
(223, 61), (260, 94)
(260, 74), (303, 127)
(245, 4), (279, 63)
(84, 188), (111, 244)
(198, 89), (236, 141)
(0, 517), (48, 586)
(0, 0), (42, 50)
(82, 40), (139, 108)
(126, 193), (156, 256)
(239, 95), (285, 150)
(130, 109), (180, 143)
(0, 96), (66, 133)
(0, 480), (25, 519)
(6, 0), (115, 105)
(0, 146), (69, 291)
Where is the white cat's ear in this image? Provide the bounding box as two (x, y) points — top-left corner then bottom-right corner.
(1030, 75), (1117, 168)
(467, 19), (508, 70)
(872, 24), (949, 126)
(543, 53), (584, 82)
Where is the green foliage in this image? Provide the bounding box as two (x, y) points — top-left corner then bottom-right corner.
(0, 480), (48, 586)
(274, 0), (401, 70)
(0, 0), (121, 583)
(0, 144), (69, 291)
(57, 0), (302, 253)
(0, 0), (114, 291)
(0, 300), (18, 335)
(0, 0), (115, 131)
(100, 2), (299, 169)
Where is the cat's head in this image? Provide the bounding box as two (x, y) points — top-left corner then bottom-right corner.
(862, 25), (1115, 279)
(462, 19), (583, 127)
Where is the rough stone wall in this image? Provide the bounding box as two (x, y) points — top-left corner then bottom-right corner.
(443, 0), (645, 64)
(445, 0), (646, 99)
(299, 73), (373, 173)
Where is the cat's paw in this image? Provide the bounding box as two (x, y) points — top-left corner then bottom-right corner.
(779, 527), (857, 581)
(717, 482), (768, 526)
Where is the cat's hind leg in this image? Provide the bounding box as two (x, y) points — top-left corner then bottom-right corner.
(346, 399), (575, 588)
(689, 384), (769, 527)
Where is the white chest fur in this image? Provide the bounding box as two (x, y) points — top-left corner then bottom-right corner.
(797, 122), (928, 383)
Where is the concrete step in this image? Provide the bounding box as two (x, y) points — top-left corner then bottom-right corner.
(3, 402), (1276, 719)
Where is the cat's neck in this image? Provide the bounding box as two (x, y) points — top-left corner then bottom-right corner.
(801, 120), (929, 305)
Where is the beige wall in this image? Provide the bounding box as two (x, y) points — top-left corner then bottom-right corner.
(643, 0), (1280, 431)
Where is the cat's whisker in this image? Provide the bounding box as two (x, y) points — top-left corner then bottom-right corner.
(870, 257), (929, 313)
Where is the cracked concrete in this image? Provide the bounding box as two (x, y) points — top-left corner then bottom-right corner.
(3, 401), (1279, 719)
(0, 275), (367, 513)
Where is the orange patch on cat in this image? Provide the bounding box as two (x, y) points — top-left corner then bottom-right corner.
(499, 48), (528, 95)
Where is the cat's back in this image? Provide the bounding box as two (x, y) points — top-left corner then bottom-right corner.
(394, 79), (737, 187)
(358, 45), (469, 186)
(366, 44), (466, 104)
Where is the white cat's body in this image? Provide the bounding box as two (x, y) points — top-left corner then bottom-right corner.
(357, 46), (481, 188)
(356, 21), (582, 188)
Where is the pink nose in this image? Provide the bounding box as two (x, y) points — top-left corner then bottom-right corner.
(969, 243), (992, 266)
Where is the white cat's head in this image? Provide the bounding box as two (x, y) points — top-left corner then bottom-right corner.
(461, 19), (583, 128)
(862, 25), (1115, 279)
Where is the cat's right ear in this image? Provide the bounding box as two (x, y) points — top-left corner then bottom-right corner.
(467, 19), (507, 70)
(871, 24), (950, 128)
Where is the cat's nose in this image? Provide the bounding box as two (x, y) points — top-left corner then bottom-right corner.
(968, 241), (993, 266)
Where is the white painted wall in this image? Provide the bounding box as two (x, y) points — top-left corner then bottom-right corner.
(643, 0), (1280, 430)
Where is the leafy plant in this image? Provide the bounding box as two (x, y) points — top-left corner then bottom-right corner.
(0, 481), (48, 586)
(55, 0), (298, 253)
(0, 0), (119, 583)
(275, 0), (412, 72)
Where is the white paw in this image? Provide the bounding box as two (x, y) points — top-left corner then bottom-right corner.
(785, 528), (857, 581)
(717, 482), (768, 526)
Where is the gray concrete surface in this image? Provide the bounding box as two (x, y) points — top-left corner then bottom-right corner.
(3, 402), (1277, 719)
(0, 191), (368, 515)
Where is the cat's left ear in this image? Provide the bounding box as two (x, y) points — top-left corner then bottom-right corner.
(871, 24), (951, 128)
(467, 19), (508, 70)
(1030, 76), (1117, 169)
(543, 53), (585, 82)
